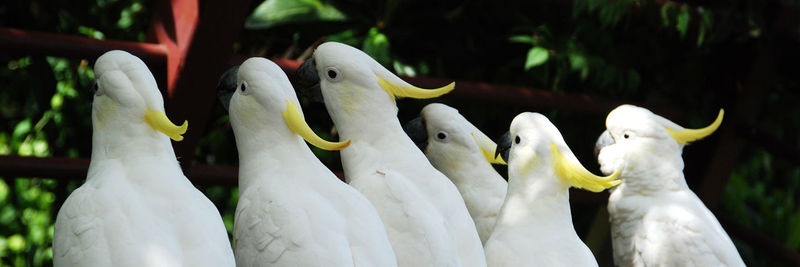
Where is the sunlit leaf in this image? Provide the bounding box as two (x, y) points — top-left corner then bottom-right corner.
(51, 93), (64, 110)
(77, 26), (105, 40)
(508, 35), (535, 44)
(33, 138), (49, 157)
(0, 180), (8, 204)
(12, 119), (32, 142)
(362, 27), (391, 67)
(327, 29), (360, 47)
(393, 61), (416, 77)
(525, 46), (549, 70)
(0, 236), (6, 257)
(7, 234), (25, 252)
(18, 141), (33, 156)
(697, 10), (713, 46)
(245, 0), (346, 30)
(7, 57), (32, 70)
(676, 5), (690, 38)
(117, 3), (143, 29)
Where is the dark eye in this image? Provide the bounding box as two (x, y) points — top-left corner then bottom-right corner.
(325, 67), (342, 82)
(624, 133), (630, 139)
(240, 83), (247, 92)
(515, 135), (521, 144)
(437, 131), (447, 140)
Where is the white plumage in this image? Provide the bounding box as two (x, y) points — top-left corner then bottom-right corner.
(53, 50), (235, 267)
(223, 57), (397, 267)
(406, 103), (507, 244)
(596, 104), (744, 266)
(485, 112), (619, 267)
(300, 42), (486, 267)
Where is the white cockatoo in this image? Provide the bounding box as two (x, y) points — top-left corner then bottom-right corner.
(595, 104), (744, 266)
(53, 50), (235, 267)
(485, 112), (620, 267)
(217, 57), (397, 267)
(295, 42), (486, 267)
(403, 103), (507, 244)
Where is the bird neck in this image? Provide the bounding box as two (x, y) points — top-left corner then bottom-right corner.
(233, 123), (319, 189)
(338, 126), (430, 182)
(436, 155), (506, 197)
(326, 101), (431, 179)
(497, 170), (574, 229)
(619, 154), (689, 193)
(326, 97), (402, 139)
(90, 120), (178, 163)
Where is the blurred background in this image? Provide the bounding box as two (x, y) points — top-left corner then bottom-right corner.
(1, 0), (799, 266)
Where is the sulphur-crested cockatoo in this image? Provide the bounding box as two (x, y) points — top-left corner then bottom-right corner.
(296, 42), (486, 267)
(485, 112), (619, 267)
(53, 50), (235, 267)
(595, 104), (744, 266)
(404, 103), (507, 244)
(217, 57), (397, 267)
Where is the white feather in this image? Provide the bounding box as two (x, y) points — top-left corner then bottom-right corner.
(417, 103), (507, 244)
(229, 57), (396, 267)
(598, 104), (745, 266)
(311, 42), (487, 267)
(484, 112), (600, 267)
(53, 50), (235, 267)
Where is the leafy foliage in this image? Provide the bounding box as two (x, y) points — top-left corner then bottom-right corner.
(1, 0), (799, 266)
(0, 0), (153, 265)
(245, 0), (347, 30)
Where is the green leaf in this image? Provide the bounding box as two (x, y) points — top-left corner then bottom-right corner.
(12, 119), (32, 142)
(0, 236), (6, 257)
(117, 2), (143, 29)
(33, 138), (49, 157)
(508, 35), (535, 44)
(0, 180), (8, 204)
(676, 5), (690, 38)
(51, 93), (64, 110)
(697, 10), (713, 46)
(18, 141), (33, 156)
(77, 26), (105, 40)
(0, 206), (15, 225)
(525, 46), (549, 70)
(362, 27), (391, 67)
(327, 29), (360, 47)
(7, 234), (25, 252)
(660, 2), (674, 27)
(0, 133), (10, 156)
(568, 52), (587, 71)
(393, 61), (416, 77)
(245, 0), (347, 30)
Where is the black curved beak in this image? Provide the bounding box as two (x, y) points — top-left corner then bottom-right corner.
(403, 116), (428, 152)
(217, 65), (239, 112)
(495, 131), (511, 163)
(293, 59), (324, 103)
(594, 130), (614, 158)
(89, 81), (98, 96)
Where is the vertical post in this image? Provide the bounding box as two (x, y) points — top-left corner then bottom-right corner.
(148, 0), (251, 170)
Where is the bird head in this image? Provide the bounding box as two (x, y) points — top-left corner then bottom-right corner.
(496, 112), (619, 192)
(594, 104), (723, 181)
(91, 50), (187, 142)
(217, 57), (349, 151)
(404, 103), (506, 170)
(294, 42), (454, 124)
